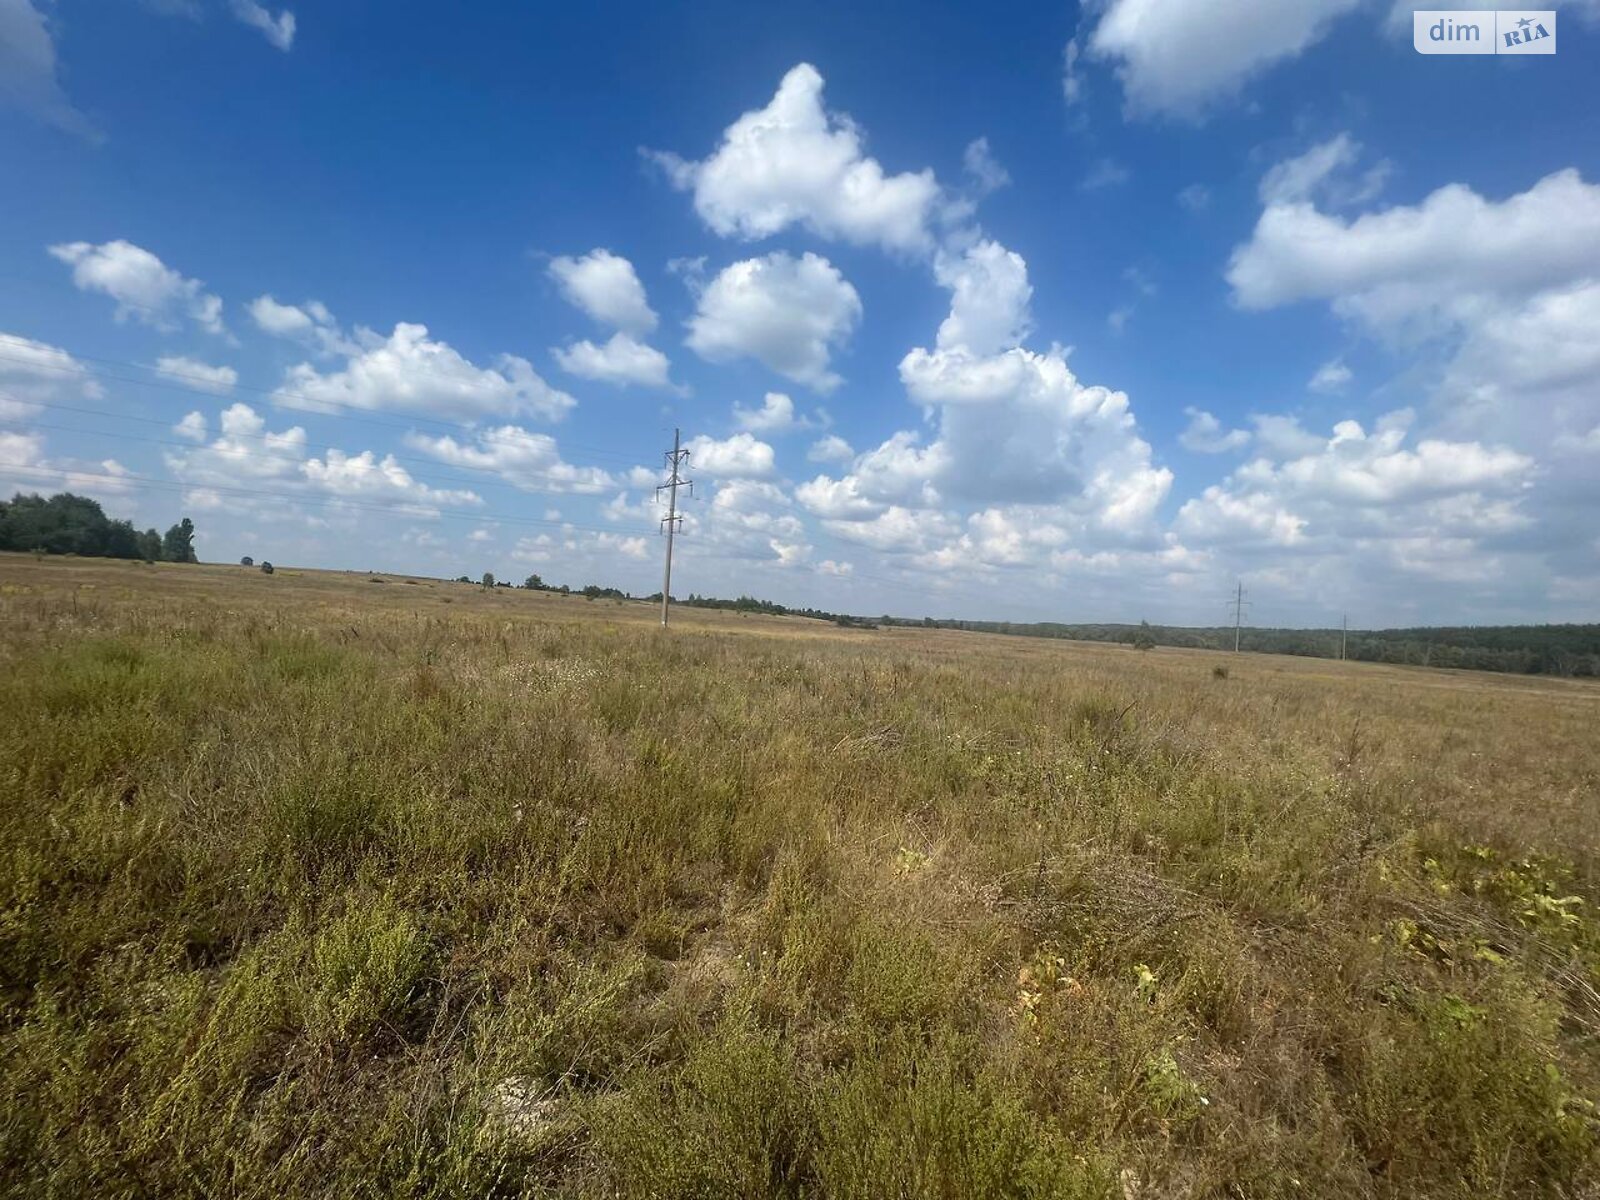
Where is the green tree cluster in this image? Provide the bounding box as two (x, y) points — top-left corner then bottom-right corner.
(0, 493), (198, 563)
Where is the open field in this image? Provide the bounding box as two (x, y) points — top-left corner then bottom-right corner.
(2, 554), (1598, 1198)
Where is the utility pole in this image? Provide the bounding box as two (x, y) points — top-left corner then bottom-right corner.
(656, 428), (692, 628)
(1227, 581), (1250, 653)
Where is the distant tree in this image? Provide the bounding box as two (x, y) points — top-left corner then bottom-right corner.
(240, 555), (254, 567)
(523, 573), (544, 590)
(260, 561), (274, 574)
(161, 518), (197, 563)
(139, 529), (162, 561)
(1132, 621), (1156, 651)
(481, 571), (495, 589)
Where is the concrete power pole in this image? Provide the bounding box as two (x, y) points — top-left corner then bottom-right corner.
(656, 428), (692, 628)
(1227, 581), (1250, 653)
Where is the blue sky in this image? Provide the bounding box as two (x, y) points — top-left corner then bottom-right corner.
(3, 0), (1598, 626)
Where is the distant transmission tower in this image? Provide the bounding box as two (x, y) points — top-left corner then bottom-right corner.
(1227, 581), (1251, 653)
(656, 428), (693, 628)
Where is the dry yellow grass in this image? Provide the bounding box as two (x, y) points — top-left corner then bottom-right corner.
(1, 552), (1597, 1198)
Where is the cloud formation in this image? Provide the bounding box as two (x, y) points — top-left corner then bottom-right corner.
(229, 0), (295, 51)
(0, 0), (95, 136)
(275, 321), (576, 421)
(50, 240), (225, 334)
(155, 355), (237, 395)
(684, 432), (778, 479)
(548, 249), (657, 333)
(553, 333), (676, 390)
(1086, 0), (1364, 116)
(686, 252), (862, 393)
(653, 63), (941, 254)
(0, 332), (103, 420)
(799, 237), (1175, 578)
(1179, 408), (1251, 454)
(406, 426), (615, 494)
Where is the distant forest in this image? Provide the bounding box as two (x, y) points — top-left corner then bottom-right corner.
(673, 593), (1600, 678)
(0, 492), (197, 564)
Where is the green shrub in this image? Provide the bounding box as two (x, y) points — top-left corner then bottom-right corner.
(306, 899), (432, 1049)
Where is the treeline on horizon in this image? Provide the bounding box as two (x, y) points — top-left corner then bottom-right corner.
(670, 592), (1600, 678)
(476, 581), (1596, 678)
(0, 492), (197, 564)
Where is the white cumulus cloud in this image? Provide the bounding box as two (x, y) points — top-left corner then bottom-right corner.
(552, 332), (676, 390)
(155, 355), (237, 395)
(1228, 152), (1600, 487)
(0, 332), (103, 420)
(684, 432), (777, 479)
(1179, 408), (1250, 454)
(935, 240), (1033, 357)
(1259, 134), (1388, 208)
(0, 0), (94, 136)
(229, 0), (294, 51)
(302, 448), (479, 509)
(247, 295), (351, 354)
(405, 425), (615, 494)
(0, 427), (135, 503)
(276, 322), (575, 421)
(686, 252), (861, 393)
(807, 434), (854, 464)
(173, 411), (208, 441)
(1177, 413), (1533, 550)
(49, 240), (224, 334)
(1228, 165), (1600, 323)
(548, 249), (657, 333)
(165, 401), (307, 487)
(652, 63), (941, 255)
(1308, 359), (1352, 394)
(732, 391), (826, 434)
(799, 239), (1173, 575)
(962, 137), (1010, 196)
(1087, 0), (1363, 117)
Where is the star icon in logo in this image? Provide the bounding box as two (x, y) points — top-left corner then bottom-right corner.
(1517, 16), (1534, 29)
